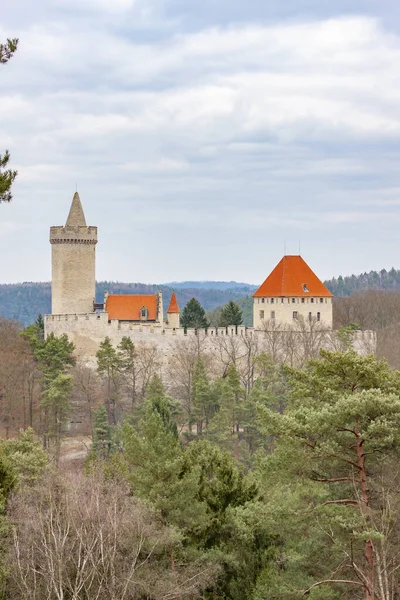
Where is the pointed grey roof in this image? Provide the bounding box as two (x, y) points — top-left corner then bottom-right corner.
(65, 192), (87, 227)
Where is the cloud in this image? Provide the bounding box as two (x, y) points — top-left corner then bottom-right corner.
(1, 8), (400, 283)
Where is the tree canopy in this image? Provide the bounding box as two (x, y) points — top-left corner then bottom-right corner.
(218, 300), (243, 328)
(0, 38), (18, 203)
(180, 297), (210, 329)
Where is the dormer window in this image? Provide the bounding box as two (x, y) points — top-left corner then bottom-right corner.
(302, 284), (309, 293)
(140, 306), (148, 321)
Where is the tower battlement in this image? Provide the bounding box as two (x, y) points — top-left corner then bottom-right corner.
(50, 226), (98, 244)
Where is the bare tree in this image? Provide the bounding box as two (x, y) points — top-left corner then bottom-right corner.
(167, 336), (211, 430)
(72, 364), (103, 433)
(0, 319), (39, 437)
(8, 470), (217, 600)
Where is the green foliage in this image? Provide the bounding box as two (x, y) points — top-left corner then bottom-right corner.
(0, 427), (47, 598)
(207, 365), (245, 455)
(218, 300), (243, 328)
(255, 350), (400, 597)
(92, 405), (113, 457)
(34, 333), (75, 385)
(97, 337), (123, 423)
(192, 360), (218, 433)
(2, 428), (48, 486)
(0, 150), (18, 204)
(0, 38), (18, 64)
(181, 298), (210, 329)
(145, 373), (165, 401)
(1, 39), (18, 204)
(122, 410), (205, 530)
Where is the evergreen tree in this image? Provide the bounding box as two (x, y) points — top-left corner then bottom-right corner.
(192, 359), (217, 433)
(218, 300), (243, 329)
(181, 298), (210, 329)
(96, 337), (123, 424)
(41, 373), (73, 461)
(117, 336), (138, 406)
(92, 405), (113, 457)
(34, 333), (75, 385)
(255, 350), (400, 599)
(207, 365), (245, 457)
(1, 38), (18, 203)
(145, 373), (165, 401)
(122, 410), (207, 530)
(35, 314), (45, 340)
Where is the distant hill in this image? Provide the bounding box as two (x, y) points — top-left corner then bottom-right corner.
(165, 281), (257, 293)
(324, 268), (400, 296)
(3, 270), (400, 328)
(0, 281), (253, 327)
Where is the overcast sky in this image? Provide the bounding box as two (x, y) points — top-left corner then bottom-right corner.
(1, 0), (400, 285)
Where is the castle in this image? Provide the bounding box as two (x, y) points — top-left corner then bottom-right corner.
(44, 193), (374, 361)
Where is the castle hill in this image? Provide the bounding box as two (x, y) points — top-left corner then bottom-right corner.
(2, 3), (400, 599)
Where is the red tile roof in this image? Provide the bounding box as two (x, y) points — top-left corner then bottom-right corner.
(167, 292), (180, 314)
(106, 294), (158, 321)
(253, 256), (333, 298)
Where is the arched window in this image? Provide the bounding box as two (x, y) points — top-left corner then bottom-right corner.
(140, 306), (148, 320)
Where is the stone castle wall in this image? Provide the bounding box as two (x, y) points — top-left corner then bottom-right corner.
(44, 312), (376, 365)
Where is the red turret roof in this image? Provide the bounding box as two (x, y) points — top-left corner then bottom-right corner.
(253, 256), (333, 298)
(167, 292), (180, 313)
(105, 294), (158, 321)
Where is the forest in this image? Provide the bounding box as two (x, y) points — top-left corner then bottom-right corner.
(1, 293), (400, 599)
(3, 267), (400, 327)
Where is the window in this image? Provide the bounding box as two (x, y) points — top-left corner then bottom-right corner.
(261, 298), (265, 303)
(320, 298), (324, 303)
(317, 312), (321, 321)
(311, 298), (314, 303)
(140, 306), (148, 320)
(271, 298), (274, 304)
(291, 298), (296, 303)
(271, 310), (275, 319)
(301, 298), (305, 303)
(281, 297), (284, 303)
(308, 312), (312, 321)
(260, 310), (265, 320)
(302, 284), (309, 292)
(293, 311), (298, 319)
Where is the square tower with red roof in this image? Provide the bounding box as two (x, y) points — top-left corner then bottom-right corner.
(252, 255), (333, 329)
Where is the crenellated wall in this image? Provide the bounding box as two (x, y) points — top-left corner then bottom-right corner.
(44, 312), (376, 364)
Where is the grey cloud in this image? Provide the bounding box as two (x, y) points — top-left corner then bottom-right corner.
(1, 4), (400, 285)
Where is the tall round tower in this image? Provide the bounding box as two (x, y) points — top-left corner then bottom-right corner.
(50, 192), (98, 315)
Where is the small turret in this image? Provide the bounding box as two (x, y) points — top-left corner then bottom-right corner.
(166, 292), (180, 329)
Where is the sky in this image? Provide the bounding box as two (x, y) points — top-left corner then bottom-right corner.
(1, 0), (400, 285)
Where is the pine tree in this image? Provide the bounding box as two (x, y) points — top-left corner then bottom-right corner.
(218, 300), (243, 330)
(41, 373), (72, 461)
(256, 350), (400, 599)
(192, 359), (217, 433)
(117, 336), (138, 406)
(180, 298), (210, 329)
(96, 337), (123, 424)
(92, 405), (113, 457)
(122, 410), (207, 530)
(1, 39), (18, 203)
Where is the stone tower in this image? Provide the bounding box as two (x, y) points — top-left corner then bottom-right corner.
(50, 192), (97, 315)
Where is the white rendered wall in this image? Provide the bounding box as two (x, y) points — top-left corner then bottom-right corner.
(253, 296), (333, 329)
